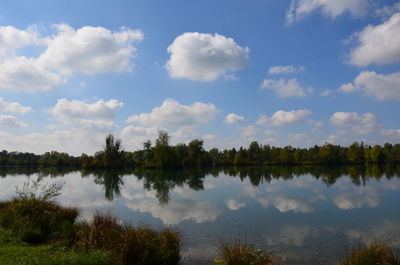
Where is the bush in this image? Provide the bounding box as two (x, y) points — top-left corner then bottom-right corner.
(75, 213), (181, 265)
(214, 240), (280, 265)
(337, 242), (400, 265)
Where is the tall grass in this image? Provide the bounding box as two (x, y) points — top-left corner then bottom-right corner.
(75, 213), (181, 265)
(336, 242), (400, 265)
(213, 240), (281, 265)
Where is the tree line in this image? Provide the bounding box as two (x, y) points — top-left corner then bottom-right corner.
(1, 131), (400, 168)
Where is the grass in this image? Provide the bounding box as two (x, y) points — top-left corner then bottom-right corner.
(0, 227), (111, 265)
(213, 240), (281, 265)
(0, 178), (182, 265)
(336, 242), (400, 265)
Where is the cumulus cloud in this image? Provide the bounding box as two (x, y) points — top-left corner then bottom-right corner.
(260, 78), (311, 98)
(224, 113), (244, 124)
(127, 99), (217, 127)
(126, 198), (219, 225)
(339, 71), (400, 101)
(0, 57), (61, 92)
(286, 0), (368, 24)
(334, 187), (379, 209)
(0, 24), (143, 92)
(256, 109), (311, 126)
(38, 24), (143, 75)
(241, 125), (260, 137)
(0, 130), (107, 155)
(330, 112), (378, 134)
(375, 3), (400, 19)
(0, 97), (32, 114)
(349, 13), (400, 66)
(0, 115), (27, 128)
(381, 129), (400, 140)
(165, 32), (249, 81)
(0, 25), (40, 56)
(257, 196), (314, 213)
(48, 98), (123, 131)
(225, 199), (246, 211)
(268, 65), (305, 75)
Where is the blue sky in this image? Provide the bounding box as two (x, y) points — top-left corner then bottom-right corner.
(0, 0), (399, 155)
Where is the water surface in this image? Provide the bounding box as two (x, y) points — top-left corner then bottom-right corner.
(1, 166), (400, 264)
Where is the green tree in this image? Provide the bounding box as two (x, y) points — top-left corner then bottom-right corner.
(103, 134), (124, 168)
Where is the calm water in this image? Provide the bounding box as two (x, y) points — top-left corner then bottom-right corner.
(1, 166), (400, 264)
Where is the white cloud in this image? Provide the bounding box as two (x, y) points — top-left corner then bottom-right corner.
(224, 113), (244, 124)
(256, 109), (311, 126)
(38, 24), (143, 75)
(48, 98), (123, 131)
(0, 57), (61, 92)
(264, 130), (279, 137)
(0, 97), (32, 114)
(258, 196), (314, 213)
(339, 71), (400, 101)
(330, 112), (378, 134)
(0, 114), (27, 128)
(334, 187), (379, 209)
(127, 99), (217, 127)
(289, 133), (309, 142)
(225, 199), (246, 211)
(260, 78), (311, 98)
(268, 65), (305, 75)
(126, 198), (219, 225)
(0, 25), (40, 56)
(287, 0), (368, 24)
(0, 130), (107, 155)
(349, 13), (400, 66)
(203, 134), (216, 141)
(381, 129), (400, 139)
(165, 32), (249, 81)
(241, 125), (260, 137)
(375, 3), (400, 19)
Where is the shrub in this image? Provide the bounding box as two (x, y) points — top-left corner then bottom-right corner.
(337, 242), (400, 265)
(214, 240), (281, 265)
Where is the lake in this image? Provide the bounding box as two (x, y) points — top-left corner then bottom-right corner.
(1, 166), (399, 264)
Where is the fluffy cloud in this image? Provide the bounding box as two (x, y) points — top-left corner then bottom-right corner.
(334, 187), (379, 209)
(224, 113), (244, 124)
(349, 13), (400, 66)
(0, 57), (61, 92)
(260, 78), (311, 98)
(381, 129), (400, 139)
(0, 24), (143, 92)
(339, 71), (400, 101)
(330, 112), (378, 134)
(267, 65), (305, 75)
(257, 196), (314, 213)
(286, 0), (368, 24)
(38, 24), (143, 75)
(256, 109), (311, 126)
(0, 25), (40, 56)
(165, 32), (249, 81)
(127, 99), (217, 127)
(0, 115), (27, 128)
(126, 198), (219, 225)
(0, 130), (107, 155)
(241, 125), (260, 137)
(48, 98), (123, 131)
(0, 97), (32, 114)
(225, 199), (246, 211)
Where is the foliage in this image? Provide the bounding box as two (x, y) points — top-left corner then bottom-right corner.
(214, 240), (281, 265)
(336, 242), (400, 265)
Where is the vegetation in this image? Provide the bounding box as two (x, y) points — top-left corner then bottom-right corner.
(0, 178), (181, 265)
(0, 132), (399, 169)
(213, 240), (281, 265)
(335, 242), (400, 265)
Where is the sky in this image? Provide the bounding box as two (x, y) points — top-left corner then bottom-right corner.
(0, 0), (399, 155)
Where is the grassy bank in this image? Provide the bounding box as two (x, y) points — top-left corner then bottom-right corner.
(0, 178), (181, 265)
